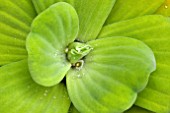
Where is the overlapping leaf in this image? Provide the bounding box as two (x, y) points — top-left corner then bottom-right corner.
(0, 60), (70, 113)
(69, 105), (155, 113)
(0, 0), (36, 65)
(0, 0), (169, 113)
(156, 0), (170, 17)
(69, 104), (80, 113)
(125, 106), (154, 113)
(105, 0), (164, 24)
(26, 2), (79, 87)
(67, 37), (156, 113)
(32, 0), (116, 42)
(72, 0), (116, 42)
(32, 0), (75, 14)
(99, 15), (170, 112)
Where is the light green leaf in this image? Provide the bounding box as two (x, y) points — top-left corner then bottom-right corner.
(67, 37), (156, 113)
(105, 0), (164, 24)
(32, 0), (116, 42)
(32, 0), (74, 14)
(69, 103), (155, 113)
(67, 42), (93, 63)
(0, 0), (36, 65)
(26, 2), (79, 87)
(73, 0), (116, 42)
(136, 65), (170, 113)
(0, 60), (70, 113)
(124, 106), (154, 113)
(156, 0), (170, 17)
(99, 15), (170, 112)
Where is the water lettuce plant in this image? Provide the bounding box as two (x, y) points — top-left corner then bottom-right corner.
(0, 0), (170, 113)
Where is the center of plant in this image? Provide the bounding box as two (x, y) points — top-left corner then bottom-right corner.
(66, 42), (93, 64)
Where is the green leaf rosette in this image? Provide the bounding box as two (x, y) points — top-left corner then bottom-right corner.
(1, 0), (170, 113)
(26, 2), (156, 113)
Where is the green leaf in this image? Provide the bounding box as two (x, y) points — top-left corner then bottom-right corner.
(0, 60), (70, 113)
(32, 0), (116, 42)
(67, 37), (156, 113)
(99, 15), (170, 112)
(156, 0), (170, 17)
(26, 2), (79, 87)
(67, 42), (93, 63)
(105, 0), (164, 24)
(136, 65), (170, 112)
(73, 0), (116, 42)
(0, 0), (36, 65)
(32, 0), (74, 14)
(124, 106), (154, 113)
(68, 104), (80, 113)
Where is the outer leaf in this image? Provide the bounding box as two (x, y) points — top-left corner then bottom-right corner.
(67, 37), (156, 113)
(0, 0), (36, 65)
(32, 0), (116, 42)
(68, 104), (80, 113)
(0, 60), (70, 113)
(156, 0), (170, 17)
(72, 0), (116, 42)
(26, 2), (79, 87)
(32, 0), (74, 14)
(67, 91), (153, 113)
(99, 15), (170, 112)
(105, 0), (164, 24)
(124, 106), (154, 113)
(136, 65), (170, 113)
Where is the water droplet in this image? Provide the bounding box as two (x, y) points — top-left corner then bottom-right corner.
(53, 96), (56, 99)
(40, 97), (43, 100)
(72, 75), (76, 79)
(53, 50), (60, 57)
(77, 74), (81, 78)
(45, 90), (48, 93)
(65, 48), (69, 53)
(54, 53), (58, 57)
(75, 60), (84, 71)
(165, 5), (168, 9)
(89, 56), (93, 62)
(44, 93), (47, 96)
